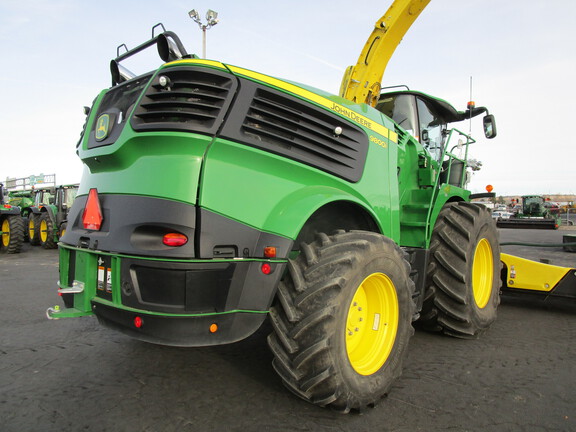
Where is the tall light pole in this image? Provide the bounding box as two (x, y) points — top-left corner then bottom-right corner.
(188, 9), (219, 59)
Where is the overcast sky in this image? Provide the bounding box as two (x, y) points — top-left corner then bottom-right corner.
(1, 0), (575, 197)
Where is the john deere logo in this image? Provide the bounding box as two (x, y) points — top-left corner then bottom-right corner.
(95, 114), (110, 141)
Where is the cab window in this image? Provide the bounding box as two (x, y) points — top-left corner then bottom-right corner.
(416, 98), (446, 160)
(376, 94), (418, 138)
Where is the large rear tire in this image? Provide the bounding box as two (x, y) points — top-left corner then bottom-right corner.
(420, 202), (501, 338)
(1, 215), (24, 254)
(267, 231), (414, 412)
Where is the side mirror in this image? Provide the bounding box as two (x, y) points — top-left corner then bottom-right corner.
(483, 114), (497, 139)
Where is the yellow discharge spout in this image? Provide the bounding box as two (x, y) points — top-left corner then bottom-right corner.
(339, 0), (431, 107)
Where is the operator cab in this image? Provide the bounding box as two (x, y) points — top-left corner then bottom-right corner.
(376, 89), (497, 160)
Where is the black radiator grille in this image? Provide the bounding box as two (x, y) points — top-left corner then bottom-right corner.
(131, 67), (236, 134)
(237, 88), (368, 182)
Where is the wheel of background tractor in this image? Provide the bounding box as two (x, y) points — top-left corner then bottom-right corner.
(39, 213), (57, 249)
(420, 202), (501, 338)
(1, 215), (24, 254)
(22, 216), (30, 242)
(59, 222), (67, 239)
(267, 230), (414, 413)
(28, 214), (41, 245)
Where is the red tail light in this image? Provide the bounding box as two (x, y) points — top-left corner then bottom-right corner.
(82, 188), (103, 230)
(163, 232), (188, 247)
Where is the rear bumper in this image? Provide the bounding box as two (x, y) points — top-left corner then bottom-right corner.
(92, 300), (268, 347)
(56, 244), (286, 346)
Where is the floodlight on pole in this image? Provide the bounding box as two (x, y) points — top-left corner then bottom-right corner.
(188, 8), (219, 59)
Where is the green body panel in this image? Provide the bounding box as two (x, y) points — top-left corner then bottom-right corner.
(78, 131), (211, 204)
(199, 136), (399, 241)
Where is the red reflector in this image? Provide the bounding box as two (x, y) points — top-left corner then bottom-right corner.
(134, 316), (143, 328)
(3, 204), (11, 209)
(163, 232), (188, 247)
(261, 263), (272, 275)
(82, 188), (103, 230)
(264, 247), (277, 258)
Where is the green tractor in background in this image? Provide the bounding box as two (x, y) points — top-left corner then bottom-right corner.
(0, 183), (24, 254)
(29, 184), (79, 248)
(9, 189), (37, 242)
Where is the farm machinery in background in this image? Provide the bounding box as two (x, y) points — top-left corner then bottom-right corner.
(0, 183), (24, 254)
(28, 184), (79, 248)
(2, 175), (78, 250)
(497, 195), (560, 230)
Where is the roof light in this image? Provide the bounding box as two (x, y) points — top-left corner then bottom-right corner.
(163, 232), (188, 247)
(82, 188), (103, 230)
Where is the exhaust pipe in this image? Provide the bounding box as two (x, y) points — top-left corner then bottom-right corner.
(110, 59), (136, 85)
(157, 33), (187, 62)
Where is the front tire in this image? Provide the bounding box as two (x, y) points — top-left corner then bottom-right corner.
(267, 231), (414, 412)
(420, 202), (501, 338)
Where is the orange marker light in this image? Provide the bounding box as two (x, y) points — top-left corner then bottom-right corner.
(264, 247), (277, 258)
(209, 323), (218, 333)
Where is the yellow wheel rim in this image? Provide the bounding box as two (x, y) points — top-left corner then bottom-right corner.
(472, 238), (494, 308)
(28, 219), (35, 239)
(40, 219), (48, 243)
(2, 219), (10, 247)
(346, 272), (399, 376)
